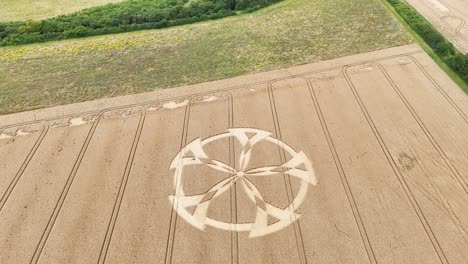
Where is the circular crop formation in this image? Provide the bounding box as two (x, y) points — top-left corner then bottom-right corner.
(169, 128), (317, 237)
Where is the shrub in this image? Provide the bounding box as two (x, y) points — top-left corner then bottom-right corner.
(63, 25), (91, 38)
(384, 0), (467, 85)
(16, 21), (42, 34)
(0, 0), (281, 46)
(446, 55), (468, 83)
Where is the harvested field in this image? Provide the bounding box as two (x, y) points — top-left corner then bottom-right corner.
(404, 0), (468, 53)
(0, 0), (412, 114)
(1, 44), (468, 263)
(0, 0), (125, 22)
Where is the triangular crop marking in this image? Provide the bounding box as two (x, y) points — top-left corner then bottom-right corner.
(244, 151), (317, 185)
(168, 128), (317, 237)
(228, 128), (271, 171)
(170, 138), (236, 174)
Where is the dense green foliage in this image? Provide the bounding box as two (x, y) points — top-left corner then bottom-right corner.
(385, 0), (467, 84)
(0, 0), (278, 46)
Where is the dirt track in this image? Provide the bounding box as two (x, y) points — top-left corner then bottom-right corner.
(405, 0), (468, 53)
(1, 44), (468, 263)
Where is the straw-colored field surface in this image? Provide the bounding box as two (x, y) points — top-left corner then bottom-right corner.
(405, 0), (468, 53)
(0, 0), (124, 22)
(1, 45), (468, 263)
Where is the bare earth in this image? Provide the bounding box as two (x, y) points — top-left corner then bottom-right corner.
(405, 0), (468, 53)
(1, 44), (468, 263)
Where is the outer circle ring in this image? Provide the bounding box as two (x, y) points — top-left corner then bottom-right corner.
(169, 128), (316, 237)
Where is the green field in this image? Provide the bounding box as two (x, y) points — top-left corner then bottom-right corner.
(0, 0), (125, 22)
(0, 0), (412, 114)
(0, 0), (278, 46)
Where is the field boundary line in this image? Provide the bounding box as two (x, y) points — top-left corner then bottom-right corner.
(227, 92), (239, 264)
(164, 91), (234, 264)
(375, 59), (468, 240)
(380, 0), (468, 92)
(97, 106), (147, 264)
(342, 65), (448, 264)
(0, 50), (424, 130)
(341, 55), (467, 123)
(406, 55), (468, 123)
(29, 112), (103, 264)
(163, 98), (190, 264)
(375, 61), (468, 195)
(303, 77), (377, 264)
(268, 79), (308, 264)
(0, 122), (49, 211)
(440, 15), (467, 41)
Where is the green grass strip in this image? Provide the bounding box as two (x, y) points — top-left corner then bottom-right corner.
(0, 0), (279, 46)
(380, 0), (467, 93)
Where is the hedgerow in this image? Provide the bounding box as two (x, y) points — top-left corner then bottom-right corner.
(0, 0), (278, 46)
(384, 0), (467, 84)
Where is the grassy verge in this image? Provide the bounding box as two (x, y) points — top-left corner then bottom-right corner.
(0, 0), (279, 46)
(0, 0), (412, 114)
(379, 0), (468, 93)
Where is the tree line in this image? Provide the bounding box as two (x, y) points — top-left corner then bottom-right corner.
(386, 0), (467, 85)
(0, 0), (279, 46)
